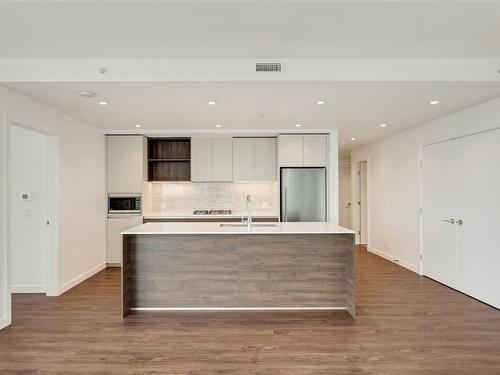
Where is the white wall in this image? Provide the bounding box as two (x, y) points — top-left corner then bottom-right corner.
(0, 85), (106, 328)
(351, 97), (500, 273)
(10, 125), (48, 293)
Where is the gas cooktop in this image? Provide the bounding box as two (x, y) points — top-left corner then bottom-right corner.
(192, 209), (232, 215)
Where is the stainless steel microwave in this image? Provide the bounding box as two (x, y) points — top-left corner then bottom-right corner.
(108, 194), (141, 214)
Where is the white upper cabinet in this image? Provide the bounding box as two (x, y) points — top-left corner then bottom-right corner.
(191, 138), (233, 182)
(303, 135), (327, 167)
(191, 138), (212, 181)
(278, 134), (327, 167)
(278, 135), (303, 167)
(233, 138), (255, 181)
(212, 138), (233, 181)
(254, 138), (276, 181)
(233, 137), (277, 182)
(107, 136), (145, 193)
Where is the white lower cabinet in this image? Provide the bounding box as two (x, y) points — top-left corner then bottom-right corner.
(422, 128), (500, 308)
(107, 216), (143, 265)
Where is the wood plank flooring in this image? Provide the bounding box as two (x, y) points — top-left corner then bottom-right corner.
(1, 246), (499, 374)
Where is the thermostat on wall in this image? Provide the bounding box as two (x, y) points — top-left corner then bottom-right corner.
(21, 193), (30, 201)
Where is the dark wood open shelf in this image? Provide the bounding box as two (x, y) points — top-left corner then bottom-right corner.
(147, 138), (191, 181)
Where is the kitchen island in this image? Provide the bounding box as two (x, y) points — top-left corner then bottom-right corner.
(121, 222), (355, 317)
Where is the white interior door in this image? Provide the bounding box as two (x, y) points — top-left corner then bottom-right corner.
(455, 129), (500, 308)
(422, 140), (457, 288)
(10, 125), (48, 293)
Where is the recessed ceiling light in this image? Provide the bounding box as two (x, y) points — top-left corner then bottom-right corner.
(379, 123), (387, 128)
(215, 124), (222, 128)
(430, 100), (440, 105)
(316, 100), (326, 105)
(135, 124), (142, 128)
(351, 137), (357, 141)
(98, 101), (108, 106)
(295, 124), (302, 127)
(79, 90), (95, 98)
(208, 101), (217, 105)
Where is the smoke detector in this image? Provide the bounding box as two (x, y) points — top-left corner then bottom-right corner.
(255, 62), (282, 72)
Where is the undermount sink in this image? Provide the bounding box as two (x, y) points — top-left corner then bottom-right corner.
(219, 223), (278, 228)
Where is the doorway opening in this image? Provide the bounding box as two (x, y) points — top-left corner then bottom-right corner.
(8, 123), (57, 306)
(356, 161), (368, 246)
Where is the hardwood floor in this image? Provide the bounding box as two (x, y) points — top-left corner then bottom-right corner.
(1, 246), (499, 374)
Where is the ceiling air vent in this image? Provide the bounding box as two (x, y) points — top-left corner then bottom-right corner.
(256, 62), (282, 72)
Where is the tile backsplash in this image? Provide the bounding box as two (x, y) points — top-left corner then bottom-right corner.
(143, 182), (279, 214)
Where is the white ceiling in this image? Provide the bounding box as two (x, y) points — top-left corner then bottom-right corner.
(6, 81), (500, 149)
(1, 1), (500, 58)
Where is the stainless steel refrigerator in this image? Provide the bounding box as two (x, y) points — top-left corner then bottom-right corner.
(280, 168), (327, 222)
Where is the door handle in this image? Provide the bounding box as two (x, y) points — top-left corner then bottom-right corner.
(442, 218), (455, 224)
(456, 219), (464, 225)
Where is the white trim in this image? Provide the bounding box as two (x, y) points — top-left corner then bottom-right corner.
(131, 307), (347, 312)
(2, 114), (12, 328)
(368, 246), (419, 274)
(8, 122), (59, 298)
(0, 318), (7, 330)
(11, 285), (46, 293)
(58, 263), (106, 295)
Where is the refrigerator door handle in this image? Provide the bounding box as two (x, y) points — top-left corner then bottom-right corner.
(284, 187), (288, 222)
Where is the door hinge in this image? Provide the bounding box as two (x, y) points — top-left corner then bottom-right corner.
(419, 208), (423, 215)
(358, 230), (361, 235)
(357, 201), (361, 206)
(357, 170), (360, 176)
(420, 254), (423, 260)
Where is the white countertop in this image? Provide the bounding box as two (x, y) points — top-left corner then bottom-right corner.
(143, 210), (279, 219)
(122, 222), (355, 235)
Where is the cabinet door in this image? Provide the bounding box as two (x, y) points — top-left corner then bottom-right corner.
(107, 136), (144, 193)
(233, 138), (255, 181)
(191, 138), (212, 181)
(303, 135), (327, 167)
(107, 216), (143, 265)
(212, 138), (233, 181)
(278, 135), (303, 167)
(254, 138), (276, 181)
(456, 130), (500, 308)
(422, 140), (458, 288)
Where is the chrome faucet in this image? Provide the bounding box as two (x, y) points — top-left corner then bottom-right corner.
(246, 194), (252, 229)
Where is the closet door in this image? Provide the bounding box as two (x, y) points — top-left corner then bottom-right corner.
(456, 129), (500, 308)
(422, 140), (458, 288)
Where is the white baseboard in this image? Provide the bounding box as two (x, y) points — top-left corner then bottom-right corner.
(59, 263), (106, 295)
(11, 285), (45, 293)
(368, 246), (419, 274)
(0, 317), (8, 330)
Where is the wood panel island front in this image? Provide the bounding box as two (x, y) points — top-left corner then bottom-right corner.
(121, 222), (355, 317)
